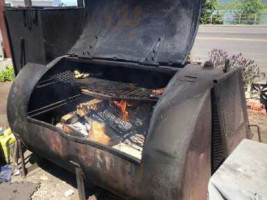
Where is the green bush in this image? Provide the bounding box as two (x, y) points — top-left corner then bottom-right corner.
(231, 0), (264, 24)
(201, 0), (224, 24)
(0, 66), (15, 82)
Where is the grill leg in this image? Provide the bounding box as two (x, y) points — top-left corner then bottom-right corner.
(75, 167), (86, 200)
(249, 125), (262, 143)
(17, 139), (26, 178)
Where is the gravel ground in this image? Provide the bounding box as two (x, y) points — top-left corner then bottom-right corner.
(10, 155), (114, 200)
(0, 182), (39, 200)
(249, 110), (267, 143)
(0, 81), (266, 200)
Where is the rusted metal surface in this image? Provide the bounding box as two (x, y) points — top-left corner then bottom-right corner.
(5, 0), (250, 199)
(7, 59), (250, 199)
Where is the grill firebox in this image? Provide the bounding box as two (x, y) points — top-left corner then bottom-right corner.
(27, 58), (174, 161)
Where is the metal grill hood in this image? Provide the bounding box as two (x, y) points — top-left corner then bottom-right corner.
(69, 0), (202, 67)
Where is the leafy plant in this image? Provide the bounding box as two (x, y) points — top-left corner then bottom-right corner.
(201, 0), (224, 24)
(231, 0), (264, 24)
(212, 12), (224, 24)
(209, 49), (266, 98)
(0, 66), (15, 82)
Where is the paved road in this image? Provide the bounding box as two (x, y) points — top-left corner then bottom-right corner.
(192, 25), (267, 75)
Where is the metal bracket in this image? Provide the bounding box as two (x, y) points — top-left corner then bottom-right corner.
(70, 161), (86, 200)
(223, 59), (230, 73)
(145, 38), (161, 63)
(249, 125), (262, 143)
(17, 138), (27, 178)
(83, 35), (98, 57)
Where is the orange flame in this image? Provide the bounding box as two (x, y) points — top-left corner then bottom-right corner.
(112, 100), (132, 121)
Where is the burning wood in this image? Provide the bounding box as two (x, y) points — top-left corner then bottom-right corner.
(89, 121), (110, 145)
(57, 98), (151, 160)
(112, 100), (132, 121)
(76, 99), (102, 117)
(60, 112), (79, 124)
(150, 88), (165, 98)
(62, 124), (72, 135)
(129, 134), (145, 147)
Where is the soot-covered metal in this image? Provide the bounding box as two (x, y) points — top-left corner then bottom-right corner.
(6, 0), (250, 199)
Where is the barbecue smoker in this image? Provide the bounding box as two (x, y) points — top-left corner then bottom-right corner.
(6, 0), (250, 199)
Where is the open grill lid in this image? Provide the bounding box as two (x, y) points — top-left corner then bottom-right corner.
(69, 0), (202, 67)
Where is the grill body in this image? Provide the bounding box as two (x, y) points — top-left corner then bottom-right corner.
(7, 57), (249, 200)
(5, 0), (250, 199)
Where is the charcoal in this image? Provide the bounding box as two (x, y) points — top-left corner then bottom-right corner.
(134, 118), (143, 127)
(129, 134), (145, 146)
(99, 109), (132, 132)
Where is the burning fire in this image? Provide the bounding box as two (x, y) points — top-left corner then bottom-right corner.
(112, 100), (132, 121)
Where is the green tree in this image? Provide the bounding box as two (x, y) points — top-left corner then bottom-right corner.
(201, 0), (223, 24)
(232, 0), (263, 24)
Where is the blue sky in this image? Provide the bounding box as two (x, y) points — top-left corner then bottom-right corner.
(61, 0), (76, 6)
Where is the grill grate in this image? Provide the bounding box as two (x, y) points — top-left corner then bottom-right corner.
(37, 70), (76, 88)
(37, 71), (160, 101)
(211, 91), (226, 174)
(76, 77), (157, 101)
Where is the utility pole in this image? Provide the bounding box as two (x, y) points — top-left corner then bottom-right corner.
(0, 0), (11, 58)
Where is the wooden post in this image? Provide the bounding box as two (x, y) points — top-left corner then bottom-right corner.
(0, 0), (11, 58)
(254, 14), (257, 25)
(24, 0), (32, 7)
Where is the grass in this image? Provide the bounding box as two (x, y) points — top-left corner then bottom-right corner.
(0, 66), (15, 82)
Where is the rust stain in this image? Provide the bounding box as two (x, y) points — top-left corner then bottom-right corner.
(130, 30), (136, 41)
(105, 5), (142, 31)
(42, 131), (64, 157)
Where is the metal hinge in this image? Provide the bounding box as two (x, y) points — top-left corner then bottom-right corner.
(82, 35), (98, 57)
(144, 37), (161, 64)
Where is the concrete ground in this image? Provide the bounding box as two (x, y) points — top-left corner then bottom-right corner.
(0, 80), (266, 200)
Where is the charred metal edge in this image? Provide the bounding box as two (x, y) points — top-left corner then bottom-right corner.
(66, 56), (179, 73)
